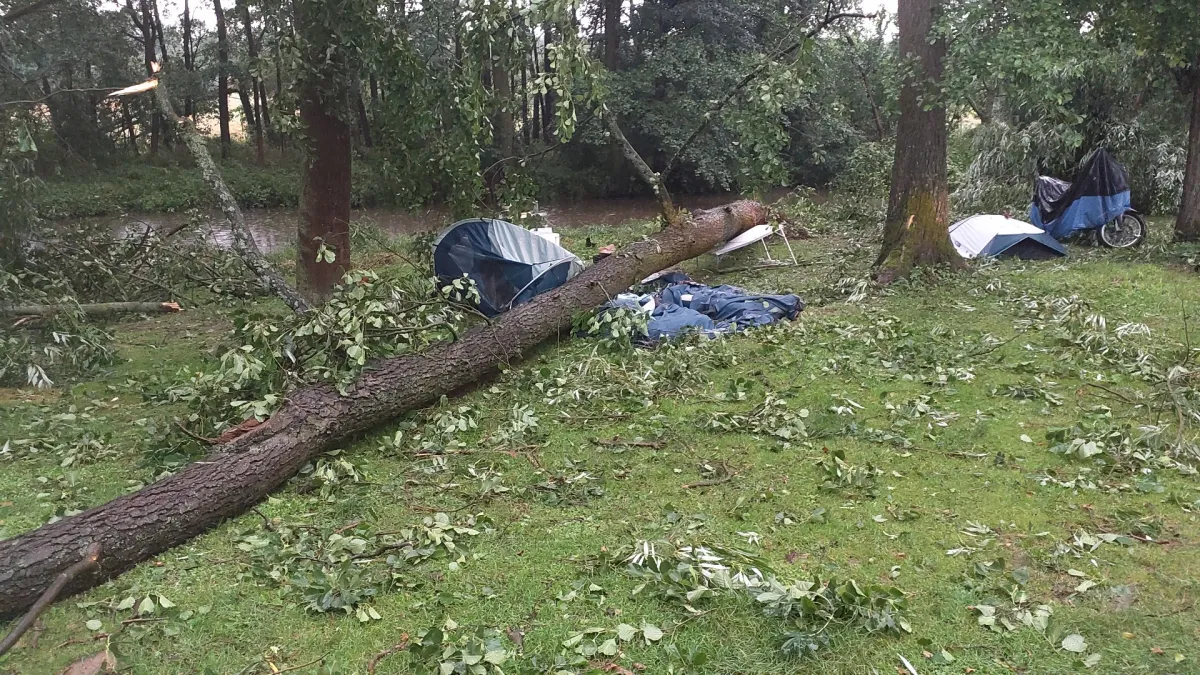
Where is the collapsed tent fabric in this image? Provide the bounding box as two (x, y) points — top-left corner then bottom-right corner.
(1030, 148), (1131, 240)
(433, 218), (583, 317)
(949, 215), (1066, 260)
(609, 281), (803, 342)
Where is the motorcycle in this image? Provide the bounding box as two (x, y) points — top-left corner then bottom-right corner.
(1030, 148), (1147, 248)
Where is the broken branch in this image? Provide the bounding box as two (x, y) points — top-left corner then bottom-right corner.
(0, 543), (101, 657)
(126, 69), (312, 314)
(661, 8), (873, 182)
(1, 301), (181, 318)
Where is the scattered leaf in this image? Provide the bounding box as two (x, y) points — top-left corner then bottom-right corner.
(1061, 634), (1087, 653)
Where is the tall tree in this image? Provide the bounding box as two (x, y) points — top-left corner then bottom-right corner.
(182, 0), (194, 118)
(128, 0), (160, 153)
(875, 0), (959, 282)
(294, 0), (354, 300)
(1183, 61), (1200, 239)
(603, 0), (620, 70)
(237, 0), (267, 164)
(213, 0), (231, 158)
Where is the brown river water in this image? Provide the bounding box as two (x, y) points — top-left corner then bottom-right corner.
(95, 190), (794, 254)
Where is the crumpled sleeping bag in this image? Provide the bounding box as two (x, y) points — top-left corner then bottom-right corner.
(607, 280), (803, 342)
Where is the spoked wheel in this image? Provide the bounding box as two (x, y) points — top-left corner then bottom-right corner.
(1099, 210), (1147, 248)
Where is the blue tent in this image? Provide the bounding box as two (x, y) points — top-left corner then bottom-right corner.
(433, 218), (583, 317)
(1030, 149), (1131, 240)
(949, 215), (1066, 260)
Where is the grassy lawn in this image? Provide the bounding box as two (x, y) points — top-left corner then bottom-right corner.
(2, 213), (1199, 675)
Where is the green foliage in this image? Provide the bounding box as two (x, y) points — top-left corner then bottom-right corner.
(577, 305), (650, 351)
(0, 269), (117, 388)
(165, 270), (476, 435)
(405, 622), (515, 674)
(615, 538), (910, 660)
(816, 448), (881, 498)
(237, 513), (488, 617)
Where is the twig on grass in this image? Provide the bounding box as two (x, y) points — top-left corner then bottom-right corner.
(275, 653), (329, 673)
(591, 436), (666, 449)
(367, 635), (411, 674)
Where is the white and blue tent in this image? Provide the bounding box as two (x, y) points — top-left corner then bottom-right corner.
(433, 218), (584, 317)
(949, 214), (1066, 260)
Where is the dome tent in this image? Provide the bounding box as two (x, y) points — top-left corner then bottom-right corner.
(949, 215), (1066, 260)
(433, 218), (584, 317)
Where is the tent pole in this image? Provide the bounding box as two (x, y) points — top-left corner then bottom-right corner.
(760, 239), (774, 262)
(778, 226), (798, 265)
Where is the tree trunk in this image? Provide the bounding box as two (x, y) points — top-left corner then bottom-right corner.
(151, 0), (168, 67)
(238, 0), (266, 165)
(131, 0), (160, 154)
(603, 0), (620, 70)
(0, 302), (181, 317)
(295, 1), (352, 301)
(492, 52), (513, 157)
(257, 80), (272, 136)
(355, 89), (373, 149)
(0, 200), (765, 618)
(237, 86), (255, 140)
(121, 101), (138, 154)
(214, 0), (231, 158)
(1176, 69), (1200, 241)
(182, 0), (194, 118)
(873, 0), (960, 284)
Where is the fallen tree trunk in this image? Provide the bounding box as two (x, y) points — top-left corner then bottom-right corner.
(1, 301), (181, 317)
(0, 200), (766, 618)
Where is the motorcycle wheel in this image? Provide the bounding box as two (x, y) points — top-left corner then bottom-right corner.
(1099, 211), (1147, 248)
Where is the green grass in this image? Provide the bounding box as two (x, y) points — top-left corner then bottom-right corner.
(3, 215), (1200, 674)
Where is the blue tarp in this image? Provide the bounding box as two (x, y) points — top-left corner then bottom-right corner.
(1030, 193), (1131, 239)
(608, 280), (804, 342)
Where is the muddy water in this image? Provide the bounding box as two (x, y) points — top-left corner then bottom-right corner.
(99, 190), (793, 254)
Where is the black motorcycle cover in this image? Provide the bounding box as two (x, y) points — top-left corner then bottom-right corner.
(1033, 148), (1130, 225)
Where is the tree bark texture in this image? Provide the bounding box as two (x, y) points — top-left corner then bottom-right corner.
(213, 0), (231, 157)
(874, 0), (960, 283)
(1176, 68), (1200, 241)
(151, 76), (312, 313)
(296, 88), (352, 300)
(0, 200), (767, 618)
(295, 1), (353, 301)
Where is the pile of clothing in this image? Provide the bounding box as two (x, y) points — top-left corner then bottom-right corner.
(608, 273), (804, 342)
